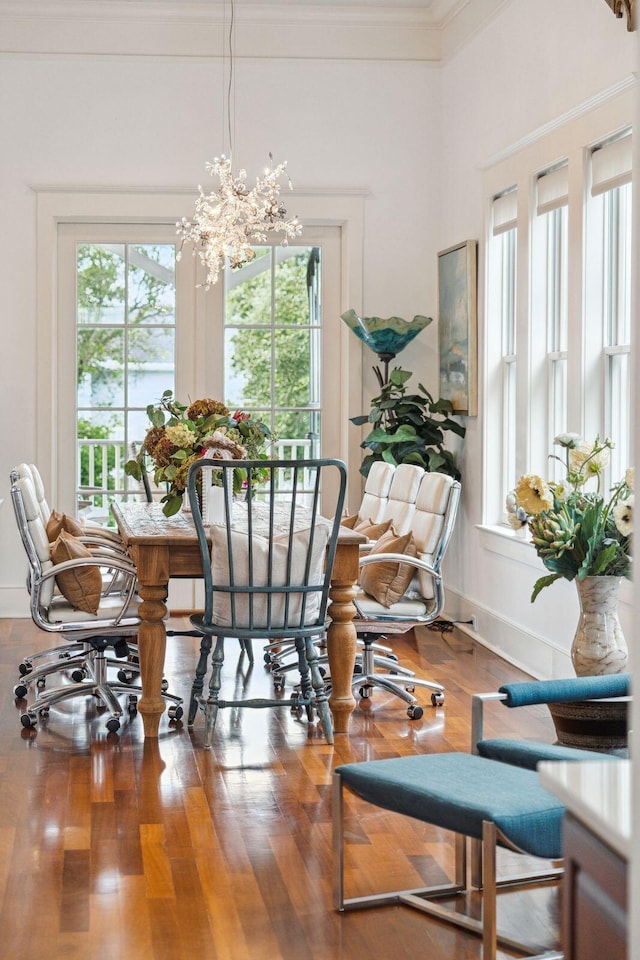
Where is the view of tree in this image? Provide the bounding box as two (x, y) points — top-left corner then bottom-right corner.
(77, 244), (174, 396)
(225, 250), (318, 440)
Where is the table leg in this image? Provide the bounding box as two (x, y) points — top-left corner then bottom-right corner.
(136, 580), (168, 738)
(327, 542), (360, 734)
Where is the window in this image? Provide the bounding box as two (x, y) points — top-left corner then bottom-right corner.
(483, 109), (633, 529)
(488, 190), (518, 500)
(75, 241), (177, 512)
(224, 245), (323, 460)
(533, 165), (569, 477)
(56, 220), (345, 520)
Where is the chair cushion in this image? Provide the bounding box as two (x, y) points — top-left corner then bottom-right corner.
(359, 527), (417, 607)
(476, 738), (619, 770)
(355, 588), (428, 619)
(51, 531), (102, 615)
(210, 522), (331, 629)
(46, 592), (141, 625)
(342, 515), (393, 540)
(46, 509), (84, 542)
(336, 752), (565, 859)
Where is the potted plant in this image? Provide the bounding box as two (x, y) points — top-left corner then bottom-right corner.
(350, 367), (465, 480)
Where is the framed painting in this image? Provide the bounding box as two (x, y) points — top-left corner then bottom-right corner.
(437, 239), (478, 417)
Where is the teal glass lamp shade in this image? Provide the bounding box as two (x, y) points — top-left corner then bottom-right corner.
(340, 310), (432, 363)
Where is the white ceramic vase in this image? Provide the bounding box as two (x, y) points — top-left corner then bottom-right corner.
(571, 576), (627, 676)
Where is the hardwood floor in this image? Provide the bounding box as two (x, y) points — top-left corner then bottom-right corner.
(0, 617), (560, 959)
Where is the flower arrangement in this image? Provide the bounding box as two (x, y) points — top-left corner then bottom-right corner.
(506, 434), (633, 602)
(125, 390), (272, 516)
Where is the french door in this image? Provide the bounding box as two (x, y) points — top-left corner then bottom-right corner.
(57, 222), (343, 519)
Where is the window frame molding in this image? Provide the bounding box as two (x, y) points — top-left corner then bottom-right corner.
(481, 84), (634, 543)
(34, 186), (366, 510)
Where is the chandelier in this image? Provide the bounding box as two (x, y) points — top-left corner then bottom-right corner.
(176, 0), (302, 288)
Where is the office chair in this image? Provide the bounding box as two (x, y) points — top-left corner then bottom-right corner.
(10, 469), (183, 733)
(186, 457), (347, 747)
(352, 471), (461, 718)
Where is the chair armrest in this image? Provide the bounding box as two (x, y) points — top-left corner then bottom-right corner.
(38, 554), (138, 582)
(82, 525), (123, 544)
(498, 674), (631, 707)
(470, 692), (507, 753)
(358, 553), (439, 581)
(79, 535), (128, 555)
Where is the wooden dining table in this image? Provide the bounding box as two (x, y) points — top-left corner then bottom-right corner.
(112, 501), (367, 739)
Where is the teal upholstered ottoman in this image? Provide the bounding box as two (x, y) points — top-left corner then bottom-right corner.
(333, 752), (564, 960)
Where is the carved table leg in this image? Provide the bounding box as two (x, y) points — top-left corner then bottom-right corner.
(136, 581), (168, 738)
(327, 541), (360, 734)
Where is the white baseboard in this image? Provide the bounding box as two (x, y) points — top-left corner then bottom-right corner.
(445, 587), (572, 680)
(0, 587), (30, 619)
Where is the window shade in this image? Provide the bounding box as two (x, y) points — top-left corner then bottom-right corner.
(536, 166), (569, 216)
(591, 136), (632, 196)
(492, 191), (517, 236)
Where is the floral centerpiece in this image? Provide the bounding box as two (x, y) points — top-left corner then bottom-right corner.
(125, 390), (272, 516)
(507, 434), (633, 602)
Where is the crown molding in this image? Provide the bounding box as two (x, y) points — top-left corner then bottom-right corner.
(0, 0), (494, 62)
(479, 73), (637, 170)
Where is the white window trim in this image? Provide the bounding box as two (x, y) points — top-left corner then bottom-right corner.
(481, 84), (634, 554)
(35, 186), (366, 511)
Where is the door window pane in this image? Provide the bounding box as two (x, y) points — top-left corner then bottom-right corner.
(75, 242), (176, 511)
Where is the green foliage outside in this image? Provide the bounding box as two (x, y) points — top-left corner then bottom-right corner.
(225, 251), (317, 441)
(77, 244), (175, 488)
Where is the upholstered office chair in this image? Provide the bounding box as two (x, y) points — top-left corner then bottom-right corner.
(186, 457), (347, 748)
(352, 471), (461, 718)
(11, 463), (128, 680)
(10, 469), (183, 732)
(342, 460), (396, 526)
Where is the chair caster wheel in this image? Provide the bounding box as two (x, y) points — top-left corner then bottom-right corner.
(168, 704), (184, 721)
(127, 694), (138, 713)
(387, 652), (399, 663)
(407, 704), (423, 720)
(18, 661), (33, 677)
(431, 692), (445, 707)
(36, 677), (47, 690)
(14, 683), (28, 700)
(161, 678), (169, 693)
(358, 686), (372, 699)
(106, 717), (121, 733)
(21, 711), (38, 728)
(405, 685), (415, 693)
(118, 669), (136, 683)
(273, 675), (285, 693)
(353, 663), (363, 675)
(71, 668), (87, 683)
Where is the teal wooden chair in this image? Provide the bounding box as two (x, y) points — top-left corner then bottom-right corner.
(186, 457), (347, 748)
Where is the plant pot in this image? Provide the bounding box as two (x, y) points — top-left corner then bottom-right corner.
(571, 576), (627, 677)
(547, 698), (629, 754)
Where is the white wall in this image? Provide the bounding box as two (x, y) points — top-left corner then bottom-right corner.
(438, 0), (637, 678)
(0, 40), (441, 614)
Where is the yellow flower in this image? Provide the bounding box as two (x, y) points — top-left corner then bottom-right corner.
(515, 474), (554, 515)
(165, 423), (197, 449)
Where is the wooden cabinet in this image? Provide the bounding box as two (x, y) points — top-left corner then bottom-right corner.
(563, 812), (627, 960)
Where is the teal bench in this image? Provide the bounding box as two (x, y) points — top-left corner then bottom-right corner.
(333, 751), (564, 960)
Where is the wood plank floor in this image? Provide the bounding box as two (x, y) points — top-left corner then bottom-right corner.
(0, 617), (561, 960)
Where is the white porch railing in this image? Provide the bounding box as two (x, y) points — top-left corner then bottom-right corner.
(77, 437), (316, 507)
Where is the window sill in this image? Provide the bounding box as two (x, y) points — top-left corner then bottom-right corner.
(476, 523), (633, 605)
